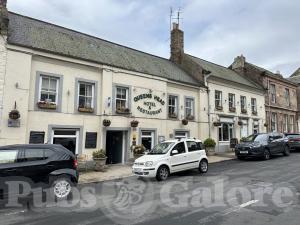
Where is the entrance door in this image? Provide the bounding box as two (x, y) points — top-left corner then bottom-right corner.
(51, 129), (79, 154)
(106, 131), (123, 164)
(141, 130), (155, 151)
(241, 120), (248, 138)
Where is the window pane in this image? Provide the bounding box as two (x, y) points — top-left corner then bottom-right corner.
(223, 124), (229, 141)
(41, 77), (49, 89)
(0, 150), (18, 164)
(173, 142), (186, 154)
(48, 94), (56, 102)
(24, 149), (45, 162)
(186, 141), (198, 152)
(54, 130), (76, 135)
(86, 85), (92, 96)
(79, 83), (86, 96)
(40, 92), (48, 101)
(79, 96), (86, 107)
(49, 79), (57, 91)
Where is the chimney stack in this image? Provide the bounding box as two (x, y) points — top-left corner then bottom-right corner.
(0, 0), (8, 35)
(170, 22), (184, 64)
(232, 54), (246, 70)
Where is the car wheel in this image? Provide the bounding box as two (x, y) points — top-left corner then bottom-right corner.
(199, 159), (208, 173)
(283, 145), (290, 156)
(263, 149), (271, 160)
(51, 176), (73, 200)
(156, 166), (169, 181)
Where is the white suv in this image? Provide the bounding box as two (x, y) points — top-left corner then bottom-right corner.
(132, 138), (208, 181)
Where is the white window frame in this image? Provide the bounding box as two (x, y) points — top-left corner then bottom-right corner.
(51, 129), (79, 154)
(168, 95), (178, 117)
(215, 90), (222, 108)
(39, 76), (59, 104)
(174, 131), (188, 139)
(116, 86), (129, 110)
(141, 130), (155, 150)
(78, 82), (95, 109)
(251, 98), (257, 113)
(218, 123), (234, 142)
(228, 93), (235, 108)
(240, 96), (247, 110)
(185, 98), (194, 117)
(270, 84), (276, 103)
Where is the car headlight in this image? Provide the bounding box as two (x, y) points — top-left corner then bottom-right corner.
(145, 161), (153, 167)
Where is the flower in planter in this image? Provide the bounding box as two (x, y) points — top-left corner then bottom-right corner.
(92, 149), (107, 160)
(103, 119), (111, 127)
(241, 109), (247, 114)
(132, 145), (146, 155)
(78, 107), (94, 113)
(116, 107), (130, 114)
(9, 109), (20, 120)
(130, 120), (139, 127)
(182, 119), (188, 125)
(229, 107), (236, 112)
(216, 106), (223, 111)
(168, 113), (177, 118)
(37, 101), (57, 109)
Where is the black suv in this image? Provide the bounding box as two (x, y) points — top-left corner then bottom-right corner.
(235, 133), (290, 160)
(0, 144), (79, 203)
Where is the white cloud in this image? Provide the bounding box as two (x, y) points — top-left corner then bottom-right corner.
(8, 0), (300, 76)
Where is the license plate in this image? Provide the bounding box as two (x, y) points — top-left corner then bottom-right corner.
(240, 151), (248, 154)
(133, 168), (142, 173)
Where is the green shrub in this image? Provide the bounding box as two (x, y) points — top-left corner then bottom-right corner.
(203, 138), (216, 148)
(92, 149), (106, 159)
(133, 145), (146, 155)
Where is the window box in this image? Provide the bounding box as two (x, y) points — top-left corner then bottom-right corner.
(78, 107), (94, 113)
(182, 119), (189, 126)
(252, 111), (257, 116)
(37, 101), (57, 110)
(216, 106), (223, 111)
(229, 107), (236, 113)
(186, 115), (195, 121)
(238, 121), (243, 126)
(116, 108), (131, 114)
(168, 113), (178, 119)
(241, 109), (247, 114)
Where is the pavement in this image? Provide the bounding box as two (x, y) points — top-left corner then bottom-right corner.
(79, 152), (236, 184)
(1, 151), (300, 225)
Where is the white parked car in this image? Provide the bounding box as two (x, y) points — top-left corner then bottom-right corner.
(132, 138), (208, 181)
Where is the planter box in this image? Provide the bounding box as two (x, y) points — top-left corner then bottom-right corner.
(252, 111), (258, 116)
(229, 107), (236, 113)
(206, 147), (215, 156)
(93, 157), (107, 172)
(116, 108), (131, 115)
(168, 114), (177, 119)
(37, 102), (57, 110)
(78, 107), (94, 113)
(241, 109), (247, 114)
(216, 106), (223, 111)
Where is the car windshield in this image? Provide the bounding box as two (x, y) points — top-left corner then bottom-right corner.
(148, 142), (175, 155)
(243, 134), (268, 143)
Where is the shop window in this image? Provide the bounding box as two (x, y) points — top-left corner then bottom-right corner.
(185, 97), (194, 120)
(141, 130), (155, 151)
(219, 123), (233, 141)
(168, 95), (178, 118)
(116, 86), (129, 114)
(78, 82), (95, 111)
(215, 90), (222, 110)
(271, 113), (277, 132)
(39, 76), (59, 104)
(270, 84), (276, 103)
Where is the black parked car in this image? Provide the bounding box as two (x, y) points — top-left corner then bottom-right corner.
(284, 133), (300, 151)
(0, 144), (79, 203)
(235, 133), (290, 160)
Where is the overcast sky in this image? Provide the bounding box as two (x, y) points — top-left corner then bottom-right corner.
(8, 0), (300, 77)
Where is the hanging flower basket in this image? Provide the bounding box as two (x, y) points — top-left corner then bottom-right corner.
(9, 109), (20, 120)
(213, 121), (221, 127)
(103, 119), (111, 127)
(182, 119), (188, 126)
(130, 120), (139, 128)
(241, 109), (247, 114)
(238, 121), (243, 126)
(264, 123), (268, 127)
(229, 107), (236, 112)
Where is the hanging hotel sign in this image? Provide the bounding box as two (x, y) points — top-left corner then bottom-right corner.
(134, 93), (165, 115)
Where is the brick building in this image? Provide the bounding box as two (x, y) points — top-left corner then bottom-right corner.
(231, 56), (298, 133)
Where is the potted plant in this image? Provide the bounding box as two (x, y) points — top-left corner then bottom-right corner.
(186, 115), (195, 120)
(9, 109), (20, 120)
(213, 121), (221, 127)
(216, 106), (223, 111)
(116, 107), (130, 114)
(103, 119), (111, 127)
(238, 121), (243, 126)
(92, 149), (107, 172)
(241, 108), (247, 114)
(130, 120), (139, 128)
(132, 145), (146, 159)
(182, 119), (188, 125)
(203, 138), (216, 156)
(229, 107), (236, 112)
(168, 113), (177, 119)
(37, 101), (57, 110)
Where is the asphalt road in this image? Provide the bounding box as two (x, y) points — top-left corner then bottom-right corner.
(1, 152), (300, 225)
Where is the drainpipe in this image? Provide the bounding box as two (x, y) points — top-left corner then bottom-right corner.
(204, 74), (212, 138)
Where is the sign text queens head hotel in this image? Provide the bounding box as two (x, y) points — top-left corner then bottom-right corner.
(134, 92), (165, 116)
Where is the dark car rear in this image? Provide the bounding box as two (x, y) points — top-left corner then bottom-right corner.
(235, 133), (290, 160)
(284, 133), (300, 151)
(0, 144), (79, 204)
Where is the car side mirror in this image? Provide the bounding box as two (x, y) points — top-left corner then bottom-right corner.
(171, 149), (179, 156)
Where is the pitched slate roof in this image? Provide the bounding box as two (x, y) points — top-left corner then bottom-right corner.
(288, 76), (300, 84)
(185, 54), (264, 90)
(7, 12), (201, 86)
(290, 68), (300, 77)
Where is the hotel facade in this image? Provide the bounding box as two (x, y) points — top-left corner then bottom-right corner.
(0, 3), (272, 162)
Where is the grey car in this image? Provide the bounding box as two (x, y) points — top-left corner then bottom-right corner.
(235, 133), (290, 160)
